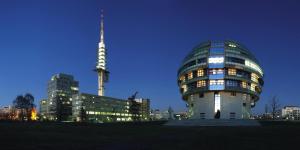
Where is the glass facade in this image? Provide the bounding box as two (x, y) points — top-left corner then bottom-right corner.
(72, 93), (150, 123)
(177, 40), (264, 119)
(178, 40), (264, 110)
(209, 80), (225, 90)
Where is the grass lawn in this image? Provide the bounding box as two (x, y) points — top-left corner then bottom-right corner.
(0, 121), (300, 150)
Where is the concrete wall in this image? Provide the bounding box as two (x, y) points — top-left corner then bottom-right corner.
(187, 92), (251, 119)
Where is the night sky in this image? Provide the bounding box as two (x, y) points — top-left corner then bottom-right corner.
(0, 0), (300, 114)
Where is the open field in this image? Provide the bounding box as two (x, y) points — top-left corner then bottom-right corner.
(0, 121), (300, 150)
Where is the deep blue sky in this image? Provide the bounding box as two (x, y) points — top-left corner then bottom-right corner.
(0, 0), (299, 114)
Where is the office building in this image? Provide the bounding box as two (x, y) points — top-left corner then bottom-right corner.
(72, 93), (150, 123)
(46, 73), (79, 121)
(282, 106), (300, 120)
(177, 40), (264, 119)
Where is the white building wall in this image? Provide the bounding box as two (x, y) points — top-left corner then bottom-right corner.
(188, 92), (251, 119)
(188, 92), (215, 119)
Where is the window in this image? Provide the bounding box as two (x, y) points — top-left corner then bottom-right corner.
(228, 44), (237, 48)
(200, 113), (206, 119)
(209, 69), (224, 75)
(241, 82), (247, 88)
(209, 80), (225, 90)
(245, 60), (263, 75)
(197, 69), (204, 77)
(251, 73), (259, 83)
(226, 80), (238, 87)
(230, 92), (236, 96)
(210, 47), (224, 55)
(197, 80), (206, 87)
(242, 94), (247, 100)
(208, 56), (224, 64)
(199, 93), (204, 98)
(211, 42), (224, 47)
(182, 60), (196, 69)
(181, 85), (187, 93)
(210, 80), (224, 85)
(188, 72), (193, 79)
(228, 68), (236, 76)
(180, 75), (185, 82)
(217, 80), (224, 85)
(230, 112), (236, 119)
(226, 57), (245, 64)
(210, 80), (216, 85)
(198, 58), (207, 64)
(251, 83), (257, 91)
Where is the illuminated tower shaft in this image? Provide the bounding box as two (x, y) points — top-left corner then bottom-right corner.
(96, 10), (109, 96)
(98, 71), (105, 96)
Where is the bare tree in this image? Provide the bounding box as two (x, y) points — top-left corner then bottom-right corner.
(270, 96), (280, 120)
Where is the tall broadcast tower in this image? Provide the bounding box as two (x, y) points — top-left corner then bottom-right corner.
(95, 10), (109, 96)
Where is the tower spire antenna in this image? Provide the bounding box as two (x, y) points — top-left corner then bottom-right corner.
(100, 9), (104, 43)
(95, 9), (109, 96)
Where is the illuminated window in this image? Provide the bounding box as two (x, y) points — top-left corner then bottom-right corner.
(180, 75), (185, 82)
(210, 80), (216, 85)
(208, 56), (224, 64)
(251, 83), (257, 91)
(228, 44), (237, 48)
(209, 80), (224, 85)
(228, 68), (236, 76)
(71, 86), (79, 91)
(197, 69), (204, 77)
(197, 80), (206, 87)
(188, 72), (193, 79)
(251, 73), (259, 83)
(217, 80), (224, 85)
(241, 82), (247, 88)
(245, 60), (263, 75)
(209, 69), (224, 75)
(182, 85), (187, 92)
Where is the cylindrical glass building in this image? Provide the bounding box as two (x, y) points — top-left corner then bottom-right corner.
(177, 41), (264, 119)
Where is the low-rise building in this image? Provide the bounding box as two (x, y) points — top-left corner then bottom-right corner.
(282, 106), (300, 120)
(0, 106), (12, 120)
(72, 93), (150, 123)
(174, 112), (188, 120)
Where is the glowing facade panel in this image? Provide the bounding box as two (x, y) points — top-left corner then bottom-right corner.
(208, 57), (224, 64)
(245, 60), (263, 75)
(214, 93), (221, 113)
